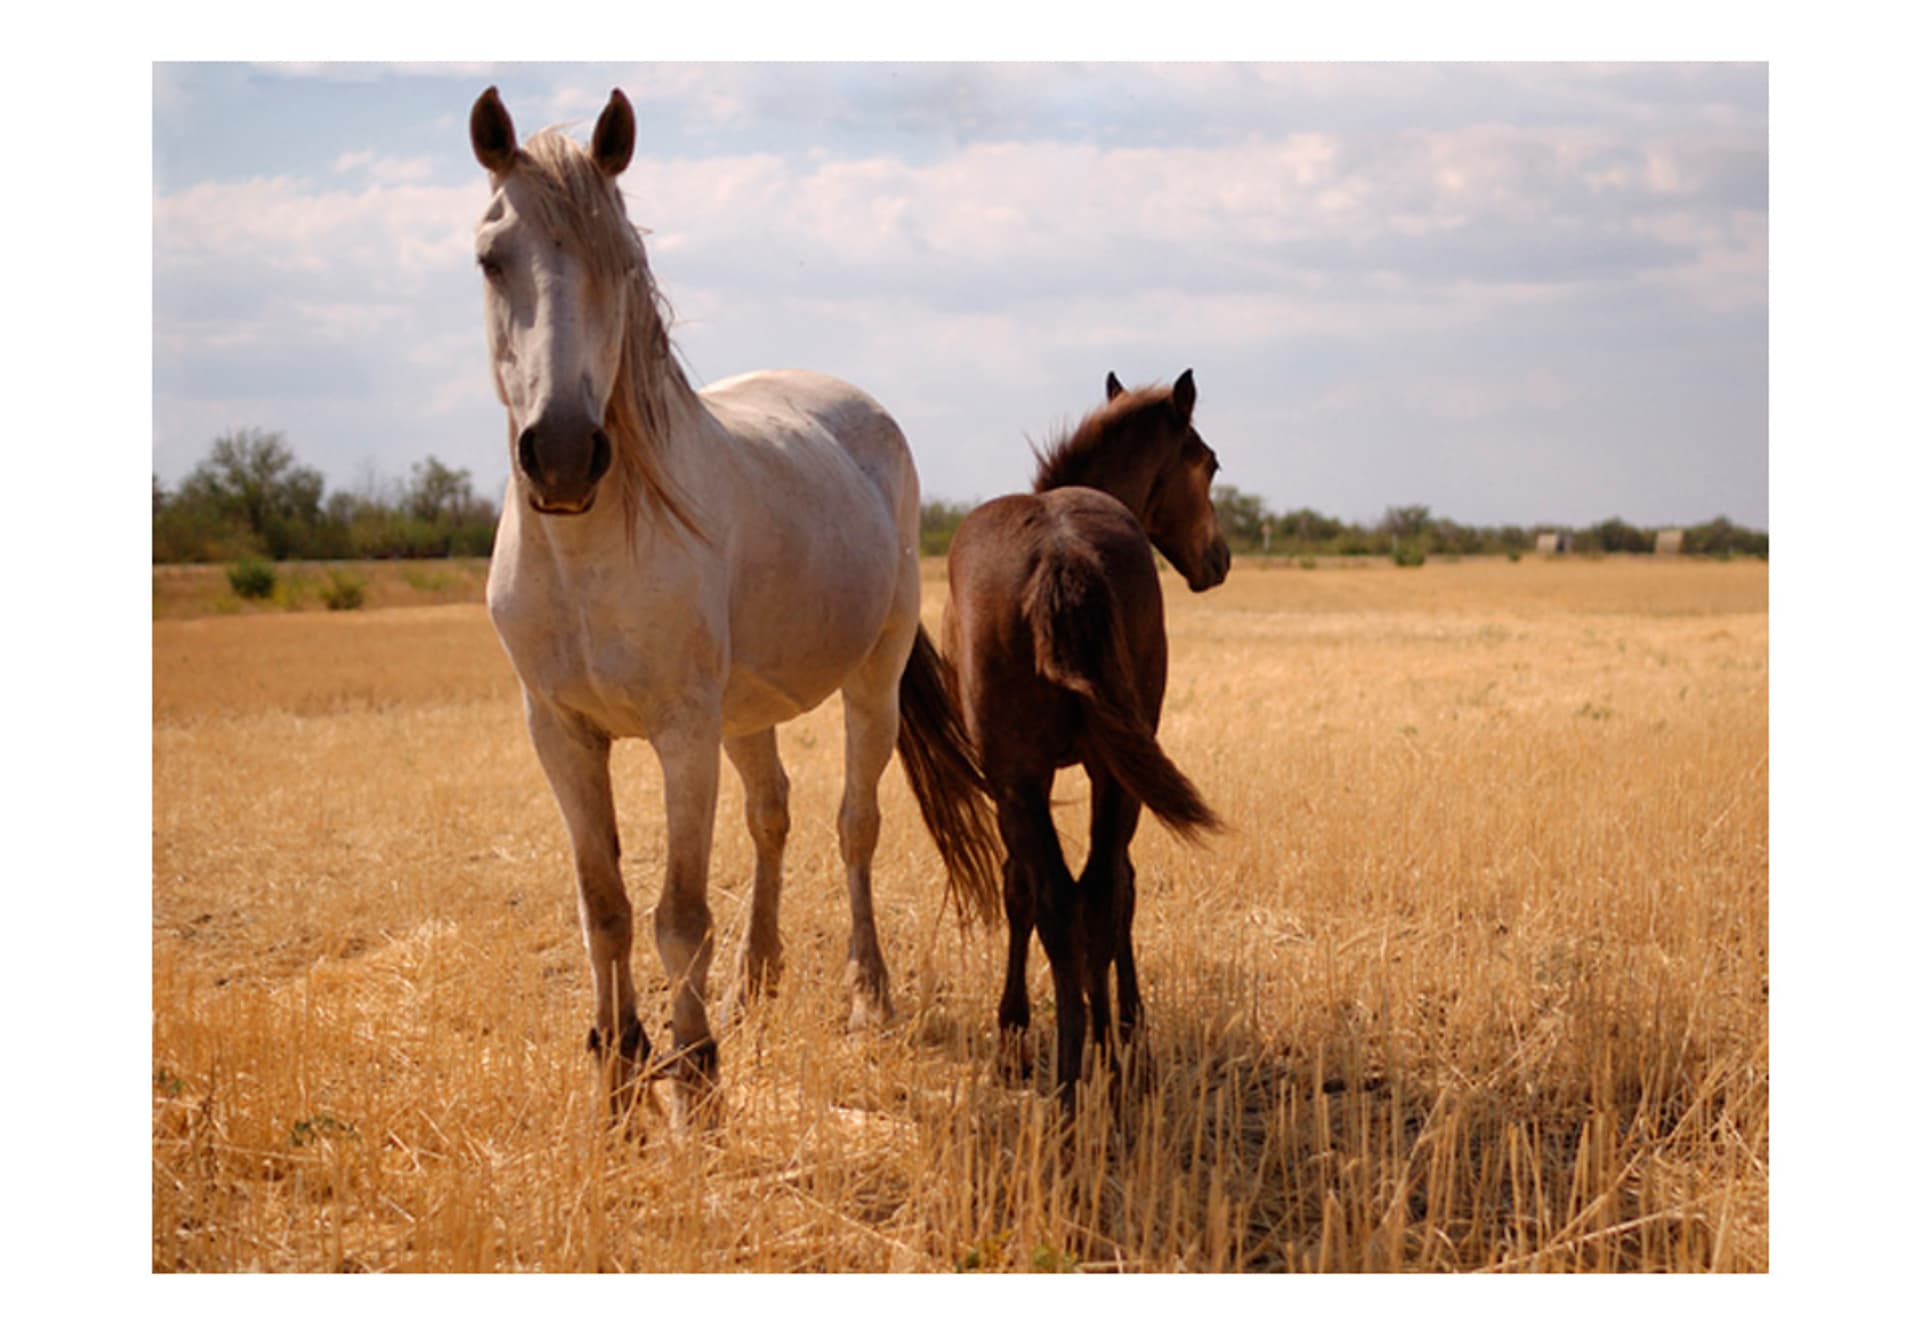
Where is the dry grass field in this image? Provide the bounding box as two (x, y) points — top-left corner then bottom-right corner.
(152, 558), (491, 621)
(152, 555), (1767, 1272)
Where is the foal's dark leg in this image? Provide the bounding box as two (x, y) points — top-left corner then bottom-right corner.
(1112, 858), (1143, 1046)
(996, 783), (1085, 1110)
(996, 852), (1036, 1080)
(1086, 766), (1146, 1061)
(1080, 771), (1119, 1057)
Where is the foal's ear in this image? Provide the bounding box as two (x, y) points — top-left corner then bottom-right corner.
(470, 86), (518, 175)
(1172, 368), (1197, 419)
(1105, 371), (1125, 401)
(592, 89), (636, 178)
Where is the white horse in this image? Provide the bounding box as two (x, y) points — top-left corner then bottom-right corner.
(468, 87), (997, 1118)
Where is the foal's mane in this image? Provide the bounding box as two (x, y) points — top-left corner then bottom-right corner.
(515, 128), (704, 539)
(1031, 383), (1176, 494)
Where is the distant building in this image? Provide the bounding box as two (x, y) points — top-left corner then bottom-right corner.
(1536, 530), (1572, 555)
(1654, 528), (1684, 556)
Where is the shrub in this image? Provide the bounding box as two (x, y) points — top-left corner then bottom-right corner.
(323, 569), (367, 611)
(1391, 543), (1427, 568)
(272, 569), (319, 611)
(402, 566), (455, 593)
(227, 557), (276, 600)
(919, 500), (973, 557)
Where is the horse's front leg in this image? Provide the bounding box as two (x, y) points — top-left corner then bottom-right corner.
(650, 721), (725, 1122)
(527, 700), (650, 1121)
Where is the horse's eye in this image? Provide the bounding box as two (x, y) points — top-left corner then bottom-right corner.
(478, 254), (505, 281)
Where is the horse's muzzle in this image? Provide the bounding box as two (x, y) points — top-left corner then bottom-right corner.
(1188, 540), (1231, 592)
(519, 421), (613, 516)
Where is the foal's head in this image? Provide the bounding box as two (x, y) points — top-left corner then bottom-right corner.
(469, 87), (641, 516)
(1042, 370), (1232, 592)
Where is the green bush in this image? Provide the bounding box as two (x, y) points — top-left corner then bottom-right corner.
(226, 557), (277, 600)
(919, 500), (973, 557)
(402, 566), (454, 593)
(323, 569), (367, 611)
(1391, 543), (1427, 567)
(272, 569), (319, 611)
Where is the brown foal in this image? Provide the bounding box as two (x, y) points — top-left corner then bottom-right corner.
(942, 370), (1231, 1110)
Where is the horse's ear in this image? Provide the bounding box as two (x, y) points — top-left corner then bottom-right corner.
(1172, 368), (1197, 419)
(470, 86), (518, 175)
(592, 89), (636, 178)
(1106, 371), (1125, 401)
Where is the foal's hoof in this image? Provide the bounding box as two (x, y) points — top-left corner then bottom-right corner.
(997, 1027), (1034, 1084)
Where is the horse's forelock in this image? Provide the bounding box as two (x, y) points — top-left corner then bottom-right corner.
(517, 130), (633, 295)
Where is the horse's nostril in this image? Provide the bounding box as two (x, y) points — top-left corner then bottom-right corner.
(588, 430), (613, 485)
(517, 427), (542, 484)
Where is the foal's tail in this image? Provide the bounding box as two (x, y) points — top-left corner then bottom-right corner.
(1023, 548), (1222, 841)
(897, 626), (1002, 926)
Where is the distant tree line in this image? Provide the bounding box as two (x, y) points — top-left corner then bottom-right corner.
(1202, 489), (1768, 559)
(918, 488), (1765, 560)
(153, 429), (498, 563)
(152, 431), (1767, 565)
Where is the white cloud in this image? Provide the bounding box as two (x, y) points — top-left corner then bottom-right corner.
(155, 175), (480, 280)
(332, 151), (437, 184)
(617, 127), (1760, 317)
(260, 61), (503, 82)
(288, 300), (412, 341)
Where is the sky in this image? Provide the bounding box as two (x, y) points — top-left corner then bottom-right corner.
(152, 59), (1768, 530)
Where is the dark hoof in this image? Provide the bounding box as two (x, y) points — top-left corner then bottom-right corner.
(588, 1018), (655, 1134)
(997, 1026), (1034, 1084)
(587, 1016), (652, 1064)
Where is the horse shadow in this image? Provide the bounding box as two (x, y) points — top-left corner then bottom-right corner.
(897, 955), (1445, 1273)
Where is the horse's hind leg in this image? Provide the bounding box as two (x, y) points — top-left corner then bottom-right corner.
(526, 700), (650, 1120)
(1084, 764), (1145, 1073)
(837, 631), (915, 1029)
(997, 781), (1085, 1110)
(721, 728), (789, 1015)
(996, 849), (1037, 1081)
